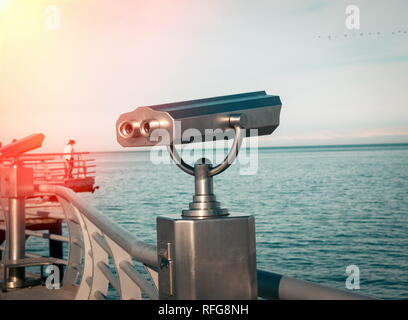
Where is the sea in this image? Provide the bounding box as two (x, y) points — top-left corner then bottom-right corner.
(30, 143), (408, 299)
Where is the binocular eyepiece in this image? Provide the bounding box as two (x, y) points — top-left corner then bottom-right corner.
(116, 91), (282, 147)
(118, 118), (161, 140)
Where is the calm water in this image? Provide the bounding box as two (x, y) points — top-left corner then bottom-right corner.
(31, 144), (408, 299)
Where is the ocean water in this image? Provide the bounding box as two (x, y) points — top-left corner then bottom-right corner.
(28, 144), (408, 299)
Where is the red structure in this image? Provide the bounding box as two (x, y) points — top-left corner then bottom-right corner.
(0, 135), (97, 288)
(2, 152), (97, 194)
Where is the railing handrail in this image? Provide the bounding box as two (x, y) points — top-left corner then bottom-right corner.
(257, 269), (374, 300)
(14, 185), (374, 300)
(37, 184), (158, 269)
(19, 152), (91, 157)
(1, 152), (92, 162)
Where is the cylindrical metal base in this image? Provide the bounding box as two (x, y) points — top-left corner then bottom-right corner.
(182, 160), (229, 218)
(6, 198), (26, 289)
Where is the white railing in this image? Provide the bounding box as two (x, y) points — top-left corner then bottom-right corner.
(1, 185), (373, 300)
(37, 185), (159, 300)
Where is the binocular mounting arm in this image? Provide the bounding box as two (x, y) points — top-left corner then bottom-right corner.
(166, 122), (244, 177)
(166, 117), (245, 217)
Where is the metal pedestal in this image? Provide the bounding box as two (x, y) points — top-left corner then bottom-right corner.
(157, 214), (257, 300)
(6, 198), (26, 288)
(0, 165), (34, 289)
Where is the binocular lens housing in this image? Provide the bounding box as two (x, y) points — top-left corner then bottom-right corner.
(116, 91), (281, 147)
(0, 134), (45, 158)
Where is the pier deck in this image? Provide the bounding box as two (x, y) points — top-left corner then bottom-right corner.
(0, 281), (77, 300)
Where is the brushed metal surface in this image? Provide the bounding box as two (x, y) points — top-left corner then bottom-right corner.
(0, 167), (34, 198)
(6, 198), (26, 288)
(157, 214), (257, 300)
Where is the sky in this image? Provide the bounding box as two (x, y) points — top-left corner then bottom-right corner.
(0, 0), (407, 152)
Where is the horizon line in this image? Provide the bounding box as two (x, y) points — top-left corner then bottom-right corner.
(87, 141), (408, 154)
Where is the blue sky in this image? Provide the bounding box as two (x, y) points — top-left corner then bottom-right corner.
(0, 0), (407, 151)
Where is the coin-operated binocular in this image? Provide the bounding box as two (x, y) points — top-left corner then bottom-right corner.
(0, 133), (44, 198)
(0, 133), (44, 289)
(117, 91), (281, 147)
(116, 91), (282, 300)
(0, 134), (44, 161)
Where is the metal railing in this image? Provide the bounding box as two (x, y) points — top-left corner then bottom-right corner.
(2, 152), (96, 182)
(39, 186), (373, 300)
(37, 185), (159, 300)
(23, 152), (94, 181)
(1, 185), (374, 300)
(257, 270), (373, 300)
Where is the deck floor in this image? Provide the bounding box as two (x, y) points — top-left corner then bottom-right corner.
(0, 284), (77, 300)
(0, 267), (77, 300)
